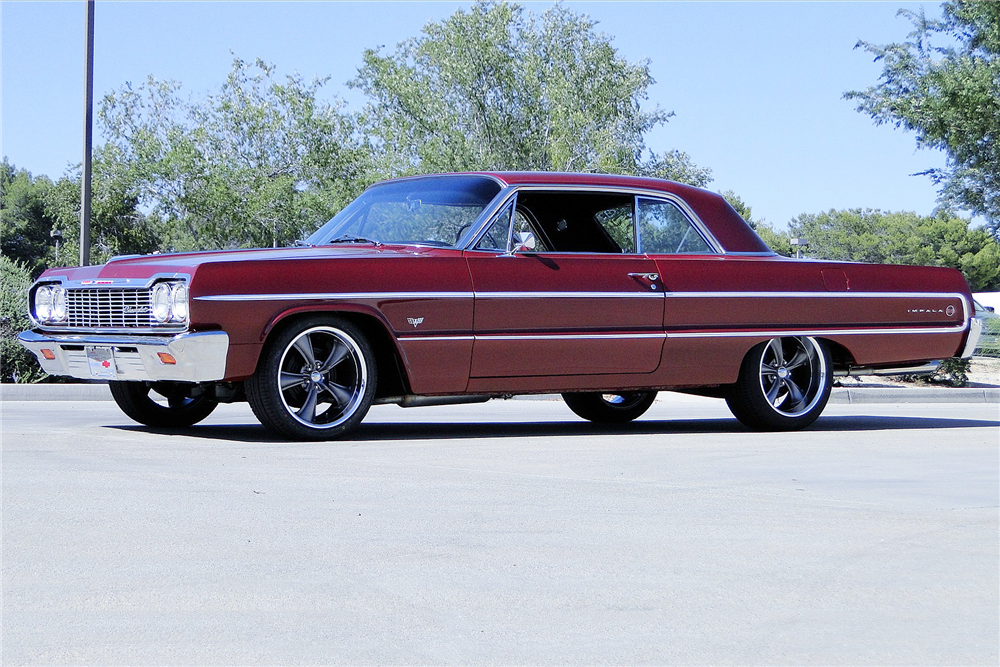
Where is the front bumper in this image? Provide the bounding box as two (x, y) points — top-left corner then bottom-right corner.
(18, 330), (229, 382)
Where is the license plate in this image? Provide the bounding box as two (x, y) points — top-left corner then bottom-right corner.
(86, 346), (118, 379)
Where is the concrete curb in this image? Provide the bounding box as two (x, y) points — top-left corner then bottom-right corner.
(1, 383), (997, 404)
(828, 387), (999, 404)
(1, 383), (112, 402)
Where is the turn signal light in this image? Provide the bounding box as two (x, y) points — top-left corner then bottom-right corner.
(157, 352), (177, 365)
(40, 348), (56, 360)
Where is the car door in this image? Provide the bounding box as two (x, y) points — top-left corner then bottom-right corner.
(465, 191), (665, 378)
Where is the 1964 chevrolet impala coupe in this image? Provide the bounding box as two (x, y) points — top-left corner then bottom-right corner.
(20, 172), (982, 439)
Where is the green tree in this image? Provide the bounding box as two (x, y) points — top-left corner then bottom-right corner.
(1, 158), (159, 275)
(846, 2), (1000, 235)
(99, 57), (365, 250)
(1, 161), (60, 276)
(789, 208), (1000, 291)
(351, 1), (710, 185)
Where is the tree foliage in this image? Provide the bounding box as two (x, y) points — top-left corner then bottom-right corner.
(98, 58), (365, 250)
(846, 2), (1000, 234)
(1, 159), (155, 276)
(789, 208), (1000, 291)
(351, 1), (710, 185)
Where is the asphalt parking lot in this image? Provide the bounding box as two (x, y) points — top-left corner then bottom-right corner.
(2, 394), (998, 665)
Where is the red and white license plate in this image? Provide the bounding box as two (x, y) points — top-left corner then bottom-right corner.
(85, 346), (117, 379)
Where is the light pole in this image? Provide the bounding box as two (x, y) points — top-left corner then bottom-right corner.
(80, 0), (95, 266)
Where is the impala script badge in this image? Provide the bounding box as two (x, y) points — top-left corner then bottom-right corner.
(407, 317), (424, 327)
(907, 306), (955, 316)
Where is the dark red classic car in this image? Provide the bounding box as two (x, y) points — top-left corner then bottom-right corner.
(20, 172), (982, 439)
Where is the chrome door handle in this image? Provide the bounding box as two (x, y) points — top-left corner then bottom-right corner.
(627, 272), (660, 290)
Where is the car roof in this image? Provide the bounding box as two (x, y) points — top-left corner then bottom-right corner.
(475, 171), (773, 254)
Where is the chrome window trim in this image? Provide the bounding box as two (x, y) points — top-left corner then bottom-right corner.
(459, 184), (725, 255)
(635, 195), (722, 255)
(455, 186), (519, 249)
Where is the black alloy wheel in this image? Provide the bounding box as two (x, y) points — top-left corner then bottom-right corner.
(109, 380), (218, 428)
(726, 335), (832, 431)
(247, 316), (376, 440)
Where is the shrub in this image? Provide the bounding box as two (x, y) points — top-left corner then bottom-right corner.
(0, 256), (45, 383)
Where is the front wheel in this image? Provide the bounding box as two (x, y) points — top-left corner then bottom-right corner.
(246, 317), (376, 440)
(109, 381), (218, 428)
(725, 336), (832, 431)
(562, 391), (657, 424)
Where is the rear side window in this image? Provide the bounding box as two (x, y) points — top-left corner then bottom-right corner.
(638, 197), (713, 254)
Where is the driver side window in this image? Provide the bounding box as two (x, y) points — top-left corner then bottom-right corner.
(474, 202), (548, 252)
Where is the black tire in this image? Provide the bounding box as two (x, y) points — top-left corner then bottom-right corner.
(109, 381), (218, 428)
(246, 316), (377, 440)
(725, 336), (832, 431)
(561, 391), (657, 423)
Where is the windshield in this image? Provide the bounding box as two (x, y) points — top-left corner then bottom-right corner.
(305, 175), (503, 248)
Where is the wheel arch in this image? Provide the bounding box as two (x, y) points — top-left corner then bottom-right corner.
(815, 337), (857, 372)
(258, 307), (411, 400)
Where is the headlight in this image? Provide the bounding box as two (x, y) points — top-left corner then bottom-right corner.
(51, 286), (67, 322)
(151, 283), (172, 322)
(170, 283), (189, 322)
(34, 286), (53, 322)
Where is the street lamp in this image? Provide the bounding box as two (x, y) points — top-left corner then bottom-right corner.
(50, 228), (64, 265)
(789, 237), (809, 259)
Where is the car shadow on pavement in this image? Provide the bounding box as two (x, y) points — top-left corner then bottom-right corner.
(104, 414), (999, 444)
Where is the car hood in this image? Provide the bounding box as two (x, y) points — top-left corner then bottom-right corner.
(38, 244), (453, 282)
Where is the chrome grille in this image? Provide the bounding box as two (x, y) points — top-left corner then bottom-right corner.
(66, 288), (155, 329)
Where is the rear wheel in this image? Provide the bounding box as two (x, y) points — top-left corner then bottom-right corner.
(562, 391), (657, 423)
(725, 336), (832, 431)
(247, 316), (376, 440)
(109, 381), (218, 428)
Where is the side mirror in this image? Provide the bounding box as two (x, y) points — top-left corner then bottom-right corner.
(512, 231), (536, 253)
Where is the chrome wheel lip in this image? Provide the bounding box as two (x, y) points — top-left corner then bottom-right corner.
(277, 326), (368, 430)
(757, 336), (827, 418)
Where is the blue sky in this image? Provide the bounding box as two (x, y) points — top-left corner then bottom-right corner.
(2, 1), (948, 229)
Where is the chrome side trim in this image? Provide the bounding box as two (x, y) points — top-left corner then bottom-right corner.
(197, 290), (665, 302)
(476, 333), (665, 341)
(196, 291), (475, 302)
(398, 335), (475, 342)
(667, 327), (963, 338)
(397, 328), (960, 343)
(476, 291), (663, 299)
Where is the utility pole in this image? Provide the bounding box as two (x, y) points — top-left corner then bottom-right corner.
(80, 0), (95, 266)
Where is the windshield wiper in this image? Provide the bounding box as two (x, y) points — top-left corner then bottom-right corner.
(292, 239), (314, 247)
(327, 235), (383, 247)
